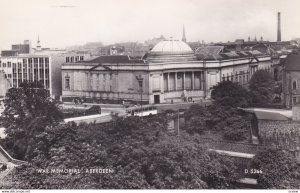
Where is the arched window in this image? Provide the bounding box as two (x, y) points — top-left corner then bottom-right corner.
(293, 80), (297, 90)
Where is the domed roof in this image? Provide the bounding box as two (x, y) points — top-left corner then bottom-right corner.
(146, 39), (196, 63)
(151, 39), (193, 53)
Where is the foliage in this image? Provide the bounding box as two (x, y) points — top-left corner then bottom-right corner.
(184, 104), (250, 142)
(184, 105), (210, 135)
(1, 114), (240, 189)
(0, 81), (63, 160)
(63, 105), (102, 119)
(249, 70), (275, 105)
(223, 115), (249, 141)
(211, 81), (250, 108)
(252, 148), (300, 189)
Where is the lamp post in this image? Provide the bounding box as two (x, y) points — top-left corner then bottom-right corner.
(136, 75), (143, 113)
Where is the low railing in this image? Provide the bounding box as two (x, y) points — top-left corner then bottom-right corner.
(0, 145), (27, 165)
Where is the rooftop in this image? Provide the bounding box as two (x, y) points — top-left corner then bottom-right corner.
(284, 51), (300, 71)
(150, 39), (193, 53)
(86, 55), (146, 64)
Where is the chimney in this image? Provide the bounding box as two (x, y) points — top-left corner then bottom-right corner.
(277, 12), (281, 42)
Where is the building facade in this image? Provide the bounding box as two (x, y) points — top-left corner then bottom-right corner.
(0, 52), (92, 99)
(283, 51), (300, 108)
(62, 39), (284, 104)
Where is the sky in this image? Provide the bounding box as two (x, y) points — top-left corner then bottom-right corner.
(0, 0), (300, 50)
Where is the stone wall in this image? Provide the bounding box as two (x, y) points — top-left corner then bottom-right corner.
(258, 120), (300, 160)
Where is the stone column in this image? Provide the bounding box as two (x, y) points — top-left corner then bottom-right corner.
(175, 72), (177, 91)
(183, 72), (185, 90)
(167, 73), (170, 91)
(192, 71), (195, 90)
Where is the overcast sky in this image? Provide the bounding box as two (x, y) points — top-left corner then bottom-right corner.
(0, 0), (300, 50)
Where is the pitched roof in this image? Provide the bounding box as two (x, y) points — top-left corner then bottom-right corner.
(86, 55), (145, 64)
(284, 52), (300, 71)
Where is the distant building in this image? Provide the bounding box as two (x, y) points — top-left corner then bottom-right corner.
(0, 39), (94, 99)
(1, 40), (31, 56)
(144, 35), (166, 48)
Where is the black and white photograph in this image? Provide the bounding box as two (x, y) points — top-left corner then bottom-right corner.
(0, 0), (300, 191)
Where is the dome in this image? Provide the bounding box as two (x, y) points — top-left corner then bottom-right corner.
(151, 39), (193, 53)
(146, 39), (196, 63)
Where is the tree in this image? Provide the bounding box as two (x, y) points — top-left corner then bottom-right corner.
(223, 114), (249, 141)
(252, 148), (299, 189)
(0, 81), (63, 160)
(184, 105), (210, 135)
(249, 69), (275, 105)
(211, 81), (250, 108)
(1, 114), (240, 189)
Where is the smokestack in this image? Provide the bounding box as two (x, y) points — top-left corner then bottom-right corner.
(277, 12), (281, 42)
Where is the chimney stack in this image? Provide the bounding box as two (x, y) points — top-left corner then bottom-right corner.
(277, 12), (281, 42)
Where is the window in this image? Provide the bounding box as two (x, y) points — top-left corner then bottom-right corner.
(80, 56), (84, 61)
(3, 63), (6, 68)
(293, 97), (297, 105)
(293, 81), (297, 90)
(66, 57), (70, 63)
(65, 74), (70, 89)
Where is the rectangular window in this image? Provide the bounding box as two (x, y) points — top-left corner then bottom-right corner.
(65, 76), (70, 89)
(39, 58), (44, 64)
(80, 56), (84, 61)
(66, 57), (70, 63)
(194, 72), (201, 90)
(2, 63), (6, 68)
(293, 97), (297, 105)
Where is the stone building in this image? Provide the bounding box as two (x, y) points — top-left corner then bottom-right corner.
(62, 39), (282, 104)
(283, 51), (300, 108)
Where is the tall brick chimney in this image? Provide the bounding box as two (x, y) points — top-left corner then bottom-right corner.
(277, 12), (281, 42)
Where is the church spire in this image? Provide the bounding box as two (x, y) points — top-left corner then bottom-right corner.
(182, 25), (187, 42)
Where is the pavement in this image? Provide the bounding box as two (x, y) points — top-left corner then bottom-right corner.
(62, 100), (212, 113)
(245, 107), (292, 118)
